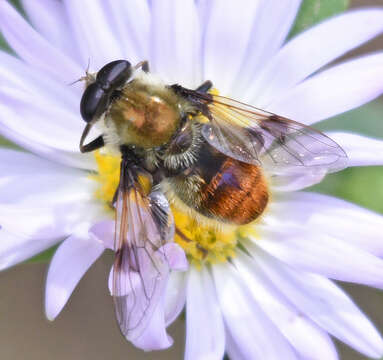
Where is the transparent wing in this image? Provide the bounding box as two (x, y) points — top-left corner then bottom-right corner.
(191, 92), (348, 177)
(112, 163), (174, 342)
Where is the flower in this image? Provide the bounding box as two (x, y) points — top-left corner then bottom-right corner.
(1, 0), (383, 359)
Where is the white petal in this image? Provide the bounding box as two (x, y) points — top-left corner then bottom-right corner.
(0, 148), (78, 181)
(256, 228), (383, 288)
(164, 271), (186, 326)
(63, 0), (125, 69)
(203, 0), (261, 96)
(0, 228), (62, 270)
(327, 132), (383, 167)
(268, 53), (383, 124)
(45, 233), (104, 320)
(233, 0), (302, 98)
(0, 1), (83, 83)
(195, 0), (210, 39)
(249, 9), (383, 106)
(0, 150), (103, 238)
(0, 86), (83, 151)
(0, 200), (98, 241)
(185, 266), (225, 360)
(0, 149), (93, 205)
(270, 192), (383, 256)
(0, 118), (95, 170)
(21, 0), (80, 62)
(247, 244), (383, 358)
(150, 0), (201, 87)
(232, 252), (338, 360)
(105, 0), (150, 64)
(270, 172), (326, 192)
(0, 51), (80, 111)
(212, 263), (297, 360)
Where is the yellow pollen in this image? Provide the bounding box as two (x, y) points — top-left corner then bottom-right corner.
(172, 206), (238, 267)
(91, 145), (255, 266)
(209, 87), (220, 96)
(91, 151), (120, 206)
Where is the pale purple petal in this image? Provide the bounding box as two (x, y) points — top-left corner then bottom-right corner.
(268, 53), (383, 124)
(327, 132), (383, 167)
(212, 263), (298, 360)
(225, 330), (247, 360)
(0, 228), (62, 270)
(232, 252), (338, 360)
(248, 9), (383, 106)
(107, 243), (173, 349)
(165, 271), (186, 326)
(115, 270), (172, 350)
(203, 0), (261, 96)
(130, 297), (173, 351)
(185, 266), (225, 360)
(107, 265), (142, 297)
(0, 1), (83, 83)
(105, 0), (150, 64)
(151, 0), (202, 87)
(233, 0), (302, 97)
(45, 233), (104, 320)
(89, 220), (115, 250)
(21, 0), (80, 62)
(247, 244), (383, 358)
(269, 192), (383, 256)
(63, 0), (124, 69)
(157, 243), (188, 271)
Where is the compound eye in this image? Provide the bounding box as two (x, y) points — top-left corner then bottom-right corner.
(80, 82), (109, 123)
(96, 60), (132, 90)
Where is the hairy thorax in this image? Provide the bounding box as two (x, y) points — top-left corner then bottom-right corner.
(105, 78), (183, 148)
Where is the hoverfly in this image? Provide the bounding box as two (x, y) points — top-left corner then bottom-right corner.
(79, 59), (347, 342)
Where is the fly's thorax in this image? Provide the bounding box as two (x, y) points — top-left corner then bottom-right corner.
(104, 76), (187, 149)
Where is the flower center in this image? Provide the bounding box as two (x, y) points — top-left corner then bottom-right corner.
(91, 151), (252, 265)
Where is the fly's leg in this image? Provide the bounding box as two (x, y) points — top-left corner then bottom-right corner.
(134, 60), (150, 73)
(79, 123), (105, 153)
(195, 80), (213, 93)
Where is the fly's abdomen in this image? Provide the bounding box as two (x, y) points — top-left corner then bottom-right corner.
(168, 141), (269, 225)
(198, 157), (269, 225)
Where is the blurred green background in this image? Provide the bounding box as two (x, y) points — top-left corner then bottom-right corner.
(0, 1), (382, 359)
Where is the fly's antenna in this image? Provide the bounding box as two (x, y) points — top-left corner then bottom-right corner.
(85, 57), (91, 78)
(68, 58), (95, 86)
(68, 77), (85, 86)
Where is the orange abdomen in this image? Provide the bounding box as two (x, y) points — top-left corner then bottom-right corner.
(199, 157), (269, 225)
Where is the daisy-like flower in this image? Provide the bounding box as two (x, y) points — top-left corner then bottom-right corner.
(1, 0), (383, 359)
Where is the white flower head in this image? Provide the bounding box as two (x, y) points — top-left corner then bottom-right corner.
(1, 0), (383, 359)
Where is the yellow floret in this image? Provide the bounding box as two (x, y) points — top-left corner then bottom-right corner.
(91, 150), (255, 266)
